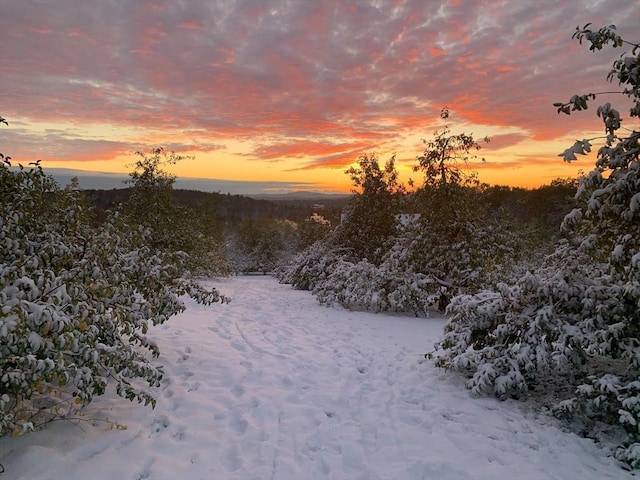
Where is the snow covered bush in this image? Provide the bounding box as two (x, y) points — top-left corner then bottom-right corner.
(435, 24), (639, 468)
(435, 244), (598, 395)
(0, 151), (224, 437)
(280, 236), (435, 315)
(314, 251), (433, 315)
(275, 240), (348, 291)
(374, 241), (436, 315)
(296, 213), (332, 250)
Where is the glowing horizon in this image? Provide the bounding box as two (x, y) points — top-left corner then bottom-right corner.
(1, 1), (637, 194)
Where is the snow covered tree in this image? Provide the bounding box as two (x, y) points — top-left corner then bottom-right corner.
(401, 109), (525, 310)
(403, 187), (523, 311)
(435, 24), (639, 468)
(279, 112), (528, 315)
(414, 108), (486, 190)
(227, 218), (297, 274)
(0, 140), (225, 437)
(296, 213), (331, 250)
(332, 154), (406, 265)
(123, 148), (227, 277)
(278, 154), (416, 311)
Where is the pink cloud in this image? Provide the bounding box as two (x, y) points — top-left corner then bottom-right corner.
(481, 133), (528, 151)
(30, 26), (53, 35)
(0, 0), (637, 177)
(251, 140), (371, 162)
(178, 21), (203, 30)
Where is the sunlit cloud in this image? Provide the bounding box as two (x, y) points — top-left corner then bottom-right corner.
(1, 0), (637, 193)
(482, 133), (529, 151)
(250, 140), (371, 162)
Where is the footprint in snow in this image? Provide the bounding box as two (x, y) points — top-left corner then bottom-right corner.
(171, 426), (186, 442)
(177, 346), (191, 363)
(148, 416), (169, 437)
(134, 458), (154, 480)
(222, 444), (242, 472)
(229, 411), (248, 436)
(231, 384), (245, 398)
(187, 381), (200, 392)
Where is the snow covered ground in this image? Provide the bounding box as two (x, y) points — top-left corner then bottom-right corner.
(0, 276), (633, 479)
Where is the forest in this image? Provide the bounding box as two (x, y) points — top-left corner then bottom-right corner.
(1, 24), (638, 469)
(80, 176), (576, 277)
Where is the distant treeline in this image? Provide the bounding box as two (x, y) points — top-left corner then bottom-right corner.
(84, 180), (576, 232)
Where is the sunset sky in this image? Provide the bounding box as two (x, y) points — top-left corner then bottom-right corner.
(0, 0), (638, 194)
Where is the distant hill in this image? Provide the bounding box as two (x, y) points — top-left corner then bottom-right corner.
(249, 191), (351, 201)
(43, 167), (347, 197)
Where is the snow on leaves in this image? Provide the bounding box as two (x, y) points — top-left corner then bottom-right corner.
(0, 158), (224, 437)
(436, 24), (639, 468)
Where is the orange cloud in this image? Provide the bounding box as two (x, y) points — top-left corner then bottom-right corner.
(251, 140), (370, 161)
(1, 0), (637, 193)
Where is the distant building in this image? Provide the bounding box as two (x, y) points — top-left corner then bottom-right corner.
(339, 206), (419, 226)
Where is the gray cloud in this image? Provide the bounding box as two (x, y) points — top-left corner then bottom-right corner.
(1, 0), (637, 169)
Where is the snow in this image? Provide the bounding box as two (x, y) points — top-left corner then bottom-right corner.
(0, 276), (632, 480)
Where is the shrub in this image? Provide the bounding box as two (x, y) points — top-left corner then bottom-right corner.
(0, 152), (224, 436)
(434, 24), (639, 468)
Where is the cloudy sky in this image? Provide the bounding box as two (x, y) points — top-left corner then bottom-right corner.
(0, 0), (637, 193)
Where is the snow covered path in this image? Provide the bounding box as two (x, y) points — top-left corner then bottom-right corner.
(0, 276), (632, 479)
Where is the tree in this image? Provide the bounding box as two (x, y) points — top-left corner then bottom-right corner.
(414, 108), (486, 190)
(278, 111), (528, 315)
(122, 148), (227, 276)
(123, 148), (193, 258)
(402, 109), (525, 310)
(434, 24), (639, 468)
(297, 213), (331, 250)
(332, 154), (406, 266)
